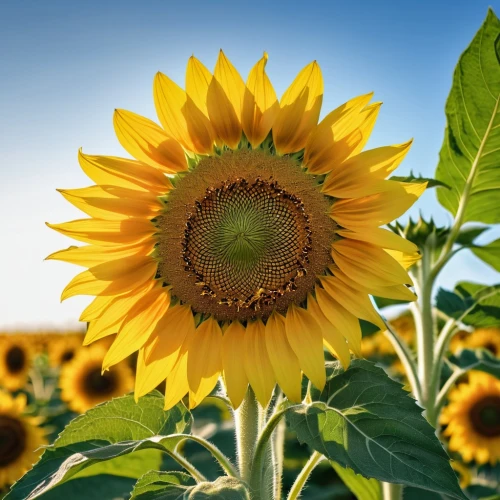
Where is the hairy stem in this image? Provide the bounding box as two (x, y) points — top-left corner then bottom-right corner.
(287, 451), (324, 500)
(235, 387), (260, 484)
(164, 449), (206, 483)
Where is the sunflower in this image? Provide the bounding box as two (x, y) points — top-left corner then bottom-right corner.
(0, 335), (33, 391)
(451, 328), (500, 357)
(47, 51), (423, 409)
(0, 391), (46, 489)
(450, 461), (471, 489)
(48, 332), (85, 368)
(60, 345), (134, 413)
(440, 371), (500, 465)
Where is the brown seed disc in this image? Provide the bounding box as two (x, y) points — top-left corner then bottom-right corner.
(156, 149), (335, 321)
(0, 416), (26, 466)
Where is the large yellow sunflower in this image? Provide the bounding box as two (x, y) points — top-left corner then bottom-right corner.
(47, 51), (423, 409)
(440, 372), (500, 465)
(0, 391), (46, 489)
(59, 345), (134, 413)
(451, 327), (500, 357)
(0, 335), (33, 391)
(48, 331), (85, 368)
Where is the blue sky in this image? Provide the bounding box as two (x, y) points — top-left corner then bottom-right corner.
(1, 0), (499, 328)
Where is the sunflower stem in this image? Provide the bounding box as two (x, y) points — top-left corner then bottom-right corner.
(381, 482), (403, 500)
(235, 387), (260, 484)
(286, 451), (324, 500)
(164, 449), (206, 483)
(272, 394), (286, 500)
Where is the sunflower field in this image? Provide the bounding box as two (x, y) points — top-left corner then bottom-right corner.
(1, 5), (500, 500)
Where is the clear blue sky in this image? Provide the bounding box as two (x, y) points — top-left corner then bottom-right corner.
(1, 0), (499, 328)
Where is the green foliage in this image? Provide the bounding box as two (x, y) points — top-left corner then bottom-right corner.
(389, 173), (450, 189)
(5, 393), (192, 500)
(130, 471), (195, 499)
(330, 462), (381, 500)
(436, 281), (500, 327)
(471, 238), (500, 272)
(450, 348), (500, 378)
(436, 9), (500, 224)
(286, 360), (466, 500)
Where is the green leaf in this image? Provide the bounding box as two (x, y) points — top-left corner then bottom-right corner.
(6, 393), (192, 500)
(450, 348), (500, 377)
(389, 173), (450, 189)
(330, 461), (381, 500)
(435, 9), (500, 224)
(286, 360), (466, 500)
(455, 281), (500, 327)
(130, 471), (195, 499)
(188, 477), (250, 499)
(455, 225), (489, 245)
(471, 238), (500, 271)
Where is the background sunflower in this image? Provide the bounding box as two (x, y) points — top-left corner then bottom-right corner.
(0, 335), (33, 392)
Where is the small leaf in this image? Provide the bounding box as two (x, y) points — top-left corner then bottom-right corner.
(330, 461), (381, 500)
(286, 360), (466, 500)
(455, 282), (500, 327)
(471, 238), (500, 271)
(5, 393), (192, 500)
(436, 9), (500, 224)
(131, 471), (195, 499)
(455, 225), (489, 246)
(435, 288), (472, 318)
(188, 477), (250, 499)
(450, 348), (500, 378)
(389, 172), (450, 189)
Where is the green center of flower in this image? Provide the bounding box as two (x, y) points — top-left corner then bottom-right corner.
(6, 346), (25, 374)
(83, 367), (117, 397)
(0, 415), (26, 466)
(470, 395), (500, 437)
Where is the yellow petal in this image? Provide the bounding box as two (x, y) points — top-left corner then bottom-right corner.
(320, 276), (385, 330)
(83, 281), (155, 345)
(187, 317), (223, 408)
(315, 286), (362, 356)
(332, 268), (416, 302)
(332, 239), (412, 288)
(330, 181), (426, 229)
(61, 255), (157, 301)
(304, 93), (373, 174)
(285, 303), (325, 390)
(57, 185), (162, 219)
(80, 295), (113, 321)
(222, 321), (248, 408)
(135, 305), (195, 399)
(103, 286), (171, 369)
(307, 294), (350, 369)
(164, 350), (189, 410)
(46, 241), (154, 267)
(265, 312), (302, 403)
(322, 141), (413, 195)
(335, 228), (418, 254)
(242, 53), (279, 148)
(348, 103), (382, 157)
(186, 56), (212, 117)
(244, 319), (275, 407)
(273, 61), (323, 154)
(207, 50), (245, 149)
(386, 249), (422, 270)
(113, 109), (187, 173)
(78, 150), (171, 192)
(154, 72), (214, 154)
(46, 218), (156, 246)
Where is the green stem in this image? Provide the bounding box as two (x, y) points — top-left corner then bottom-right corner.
(235, 387), (260, 484)
(382, 482), (403, 500)
(175, 434), (238, 477)
(164, 449), (206, 483)
(273, 411), (286, 500)
(287, 451), (324, 500)
(435, 368), (466, 414)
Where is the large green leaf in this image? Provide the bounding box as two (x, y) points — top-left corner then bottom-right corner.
(436, 282), (500, 327)
(130, 471), (195, 499)
(286, 360), (466, 500)
(330, 462), (381, 500)
(471, 238), (500, 271)
(6, 393), (192, 500)
(436, 9), (500, 224)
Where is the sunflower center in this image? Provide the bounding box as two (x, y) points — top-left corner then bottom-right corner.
(61, 350), (75, 363)
(6, 346), (25, 374)
(0, 416), (26, 466)
(83, 367), (117, 396)
(484, 342), (498, 355)
(470, 395), (500, 437)
(157, 150), (334, 321)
